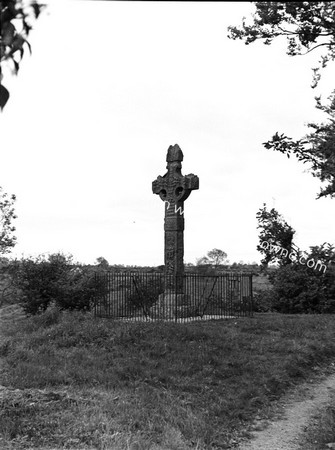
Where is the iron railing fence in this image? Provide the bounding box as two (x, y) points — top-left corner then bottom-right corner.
(93, 272), (253, 322)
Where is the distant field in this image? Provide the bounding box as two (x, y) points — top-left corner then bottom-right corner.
(1, 308), (335, 449)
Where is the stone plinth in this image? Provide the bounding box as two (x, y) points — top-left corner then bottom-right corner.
(150, 293), (192, 320)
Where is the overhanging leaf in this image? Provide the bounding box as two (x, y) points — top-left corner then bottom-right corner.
(0, 84), (10, 110)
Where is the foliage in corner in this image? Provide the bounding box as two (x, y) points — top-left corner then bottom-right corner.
(228, 2), (335, 87)
(0, 0), (45, 110)
(263, 93), (335, 199)
(228, 2), (335, 198)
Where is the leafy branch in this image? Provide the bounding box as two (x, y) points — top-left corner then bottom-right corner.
(0, 0), (45, 110)
(263, 92), (335, 199)
(228, 2), (335, 87)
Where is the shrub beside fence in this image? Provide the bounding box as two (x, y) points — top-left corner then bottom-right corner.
(93, 272), (253, 321)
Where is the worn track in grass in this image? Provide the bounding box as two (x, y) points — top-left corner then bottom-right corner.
(237, 366), (335, 450)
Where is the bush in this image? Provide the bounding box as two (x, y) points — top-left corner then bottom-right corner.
(0, 259), (21, 306)
(30, 302), (63, 327)
(252, 290), (274, 312)
(269, 263), (335, 313)
(9, 253), (104, 315)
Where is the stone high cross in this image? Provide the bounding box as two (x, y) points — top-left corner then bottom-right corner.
(152, 144), (199, 295)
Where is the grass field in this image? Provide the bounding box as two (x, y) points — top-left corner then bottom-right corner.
(1, 306), (335, 449)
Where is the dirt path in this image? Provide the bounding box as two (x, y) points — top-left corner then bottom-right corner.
(237, 367), (335, 450)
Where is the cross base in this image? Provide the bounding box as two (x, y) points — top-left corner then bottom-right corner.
(150, 293), (200, 320)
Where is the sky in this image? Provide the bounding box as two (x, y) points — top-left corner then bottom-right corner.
(1, 0), (334, 267)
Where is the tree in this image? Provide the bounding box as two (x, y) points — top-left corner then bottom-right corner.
(95, 256), (109, 270)
(196, 248), (229, 270)
(308, 242), (335, 266)
(228, 2), (335, 198)
(207, 248), (228, 267)
(263, 93), (335, 198)
(256, 203), (296, 267)
(1, 0), (45, 110)
(228, 2), (335, 87)
(0, 186), (17, 254)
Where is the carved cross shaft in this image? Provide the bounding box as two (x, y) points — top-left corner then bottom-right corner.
(152, 144), (199, 293)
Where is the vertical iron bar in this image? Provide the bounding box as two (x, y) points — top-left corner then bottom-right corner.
(230, 273), (233, 317)
(250, 273), (253, 317)
(240, 273), (242, 318)
(224, 275), (226, 318)
(176, 273), (179, 322)
(241, 273), (246, 317)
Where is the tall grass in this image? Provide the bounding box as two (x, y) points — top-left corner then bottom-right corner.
(1, 310), (335, 449)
